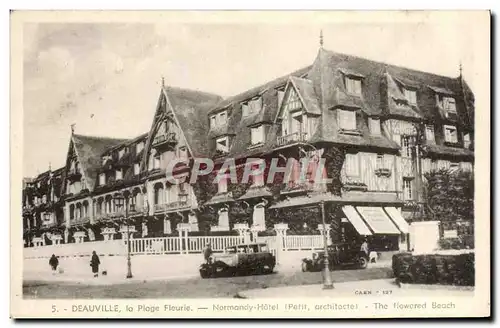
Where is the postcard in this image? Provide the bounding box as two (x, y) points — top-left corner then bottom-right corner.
(10, 10), (490, 318)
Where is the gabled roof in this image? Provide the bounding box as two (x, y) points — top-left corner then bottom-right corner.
(164, 86), (223, 157)
(289, 76), (321, 115)
(71, 134), (129, 191)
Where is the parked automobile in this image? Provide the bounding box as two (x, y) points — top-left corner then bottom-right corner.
(301, 243), (369, 272)
(199, 243), (276, 278)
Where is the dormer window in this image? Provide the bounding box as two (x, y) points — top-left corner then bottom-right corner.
(442, 97), (457, 113)
(216, 136), (229, 154)
(210, 110), (228, 128)
(444, 125), (458, 143)
(345, 77), (362, 95)
(116, 169), (123, 181)
(136, 141), (144, 154)
(218, 111), (227, 125)
(369, 118), (381, 135)
(403, 88), (417, 105)
(99, 173), (106, 186)
(242, 97), (262, 117)
(251, 125), (265, 145)
(102, 155), (111, 166)
(338, 109), (357, 131)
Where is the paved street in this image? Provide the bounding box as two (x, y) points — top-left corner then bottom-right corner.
(23, 266), (393, 299)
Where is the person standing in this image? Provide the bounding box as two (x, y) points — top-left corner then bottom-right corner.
(49, 254), (59, 274)
(203, 243), (213, 264)
(90, 251), (100, 277)
(360, 238), (369, 256)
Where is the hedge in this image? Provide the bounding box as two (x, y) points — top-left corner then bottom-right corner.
(392, 252), (475, 286)
(438, 235), (474, 250)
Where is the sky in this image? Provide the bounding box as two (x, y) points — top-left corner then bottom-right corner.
(22, 14), (483, 177)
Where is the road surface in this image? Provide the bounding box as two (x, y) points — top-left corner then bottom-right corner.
(23, 267), (393, 299)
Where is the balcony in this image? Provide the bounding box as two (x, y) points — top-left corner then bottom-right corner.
(277, 132), (308, 146)
(281, 182), (315, 195)
(154, 199), (191, 213)
(152, 132), (177, 150)
(67, 168), (82, 181)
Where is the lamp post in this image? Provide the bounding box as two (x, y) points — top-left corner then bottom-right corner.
(113, 193), (133, 279)
(320, 200), (334, 289)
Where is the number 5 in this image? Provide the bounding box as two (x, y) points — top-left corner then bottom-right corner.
(52, 305), (56, 313)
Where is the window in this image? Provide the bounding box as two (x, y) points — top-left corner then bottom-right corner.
(115, 170), (123, 180)
(218, 112), (227, 126)
(404, 88), (417, 105)
(99, 173), (106, 185)
(210, 115), (217, 128)
(216, 136), (229, 153)
(345, 77), (362, 95)
(218, 175), (228, 194)
(338, 110), (357, 131)
(442, 97), (457, 113)
(136, 142), (144, 154)
(242, 103), (249, 117)
(251, 125), (265, 145)
(178, 146), (189, 160)
(283, 88), (302, 112)
(134, 163), (140, 175)
(403, 178), (413, 200)
(369, 118), (381, 135)
(401, 136), (413, 158)
(463, 133), (471, 149)
(425, 125), (435, 143)
(345, 153), (360, 177)
(118, 148), (125, 159)
(444, 125), (458, 143)
(153, 155), (161, 169)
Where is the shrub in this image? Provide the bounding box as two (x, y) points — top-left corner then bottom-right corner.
(392, 252), (474, 286)
(438, 235), (474, 250)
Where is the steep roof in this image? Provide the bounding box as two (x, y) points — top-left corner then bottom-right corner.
(71, 134), (129, 191)
(164, 86), (223, 157)
(311, 48), (470, 125)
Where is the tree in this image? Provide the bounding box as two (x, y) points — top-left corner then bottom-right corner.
(423, 168), (474, 223)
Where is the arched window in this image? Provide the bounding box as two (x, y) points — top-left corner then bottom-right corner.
(69, 204), (75, 220)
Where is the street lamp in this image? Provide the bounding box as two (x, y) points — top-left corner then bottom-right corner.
(113, 193), (133, 279)
(320, 200), (333, 289)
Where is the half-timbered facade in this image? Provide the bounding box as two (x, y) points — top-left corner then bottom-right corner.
(23, 45), (474, 251)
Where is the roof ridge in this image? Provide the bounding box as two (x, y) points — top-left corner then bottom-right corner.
(322, 48), (460, 81)
(72, 133), (130, 142)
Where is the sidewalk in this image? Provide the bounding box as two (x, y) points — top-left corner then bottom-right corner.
(236, 279), (475, 298)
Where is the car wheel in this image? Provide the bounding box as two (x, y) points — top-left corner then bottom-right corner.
(266, 265), (275, 274)
(358, 257), (368, 269)
(199, 269), (210, 279)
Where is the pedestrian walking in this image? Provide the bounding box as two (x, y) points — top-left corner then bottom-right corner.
(203, 243), (213, 264)
(49, 254), (59, 274)
(90, 251), (100, 277)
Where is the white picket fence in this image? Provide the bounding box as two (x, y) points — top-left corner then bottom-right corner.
(24, 234), (325, 259)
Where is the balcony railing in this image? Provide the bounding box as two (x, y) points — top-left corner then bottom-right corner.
(154, 199), (190, 213)
(67, 168), (82, 181)
(152, 132), (177, 149)
(277, 132), (308, 146)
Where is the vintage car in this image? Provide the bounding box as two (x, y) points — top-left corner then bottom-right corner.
(301, 243), (369, 272)
(199, 243), (276, 278)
